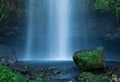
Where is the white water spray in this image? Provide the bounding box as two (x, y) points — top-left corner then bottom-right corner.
(25, 0), (71, 60)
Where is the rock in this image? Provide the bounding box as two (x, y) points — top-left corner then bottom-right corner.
(9, 61), (39, 80)
(84, 78), (90, 82)
(26, 73), (35, 80)
(48, 67), (58, 71)
(78, 72), (109, 82)
(73, 47), (106, 71)
(70, 67), (80, 72)
(61, 71), (67, 75)
(105, 27), (120, 41)
(32, 67), (45, 77)
(47, 67), (60, 75)
(0, 44), (17, 65)
(53, 70), (60, 74)
(9, 61), (29, 75)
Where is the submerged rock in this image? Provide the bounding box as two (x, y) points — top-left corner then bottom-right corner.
(73, 47), (106, 71)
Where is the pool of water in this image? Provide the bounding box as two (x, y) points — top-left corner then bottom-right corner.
(20, 60), (120, 82)
(22, 60), (80, 82)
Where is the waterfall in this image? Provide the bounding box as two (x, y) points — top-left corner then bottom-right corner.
(25, 0), (71, 60)
(57, 0), (70, 60)
(48, 0), (71, 60)
(25, 0), (34, 60)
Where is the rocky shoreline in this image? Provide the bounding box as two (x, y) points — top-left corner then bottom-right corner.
(0, 45), (120, 82)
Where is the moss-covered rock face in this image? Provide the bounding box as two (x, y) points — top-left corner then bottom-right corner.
(73, 47), (106, 71)
(93, 0), (110, 11)
(92, 0), (120, 22)
(78, 72), (109, 82)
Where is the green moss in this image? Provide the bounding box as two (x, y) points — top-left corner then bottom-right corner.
(0, 64), (27, 82)
(73, 47), (104, 70)
(35, 77), (43, 82)
(79, 72), (94, 78)
(78, 72), (109, 82)
(0, 1), (8, 22)
(92, 0), (120, 22)
(0, 64), (43, 82)
(93, 0), (110, 11)
(115, 0), (120, 22)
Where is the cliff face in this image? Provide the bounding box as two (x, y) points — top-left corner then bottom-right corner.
(0, 0), (26, 23)
(0, 0), (27, 44)
(85, 0), (120, 42)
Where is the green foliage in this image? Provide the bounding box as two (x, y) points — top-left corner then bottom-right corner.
(0, 0), (27, 23)
(29, 77), (42, 82)
(0, 64), (27, 82)
(0, 0), (8, 22)
(79, 72), (94, 78)
(36, 77), (43, 82)
(78, 72), (109, 82)
(92, 0), (120, 22)
(93, 0), (110, 11)
(115, 0), (120, 22)
(0, 64), (43, 82)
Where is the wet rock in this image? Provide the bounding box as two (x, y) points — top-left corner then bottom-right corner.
(105, 27), (120, 41)
(84, 78), (90, 82)
(70, 67), (80, 72)
(26, 73), (36, 80)
(73, 47), (106, 71)
(48, 67), (58, 70)
(9, 62), (29, 75)
(9, 62), (39, 80)
(61, 71), (67, 75)
(54, 70), (60, 74)
(0, 44), (17, 65)
(0, 58), (8, 66)
(47, 67), (60, 75)
(32, 67), (45, 78)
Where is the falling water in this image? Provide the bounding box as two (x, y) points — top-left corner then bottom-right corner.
(25, 0), (34, 60)
(25, 0), (71, 60)
(57, 0), (70, 60)
(48, 0), (71, 60)
(15, 0), (120, 61)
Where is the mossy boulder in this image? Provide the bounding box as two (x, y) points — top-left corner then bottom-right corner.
(73, 47), (106, 71)
(78, 72), (109, 82)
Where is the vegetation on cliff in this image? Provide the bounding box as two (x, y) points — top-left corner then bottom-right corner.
(0, 0), (27, 43)
(0, 0), (27, 23)
(93, 0), (120, 22)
